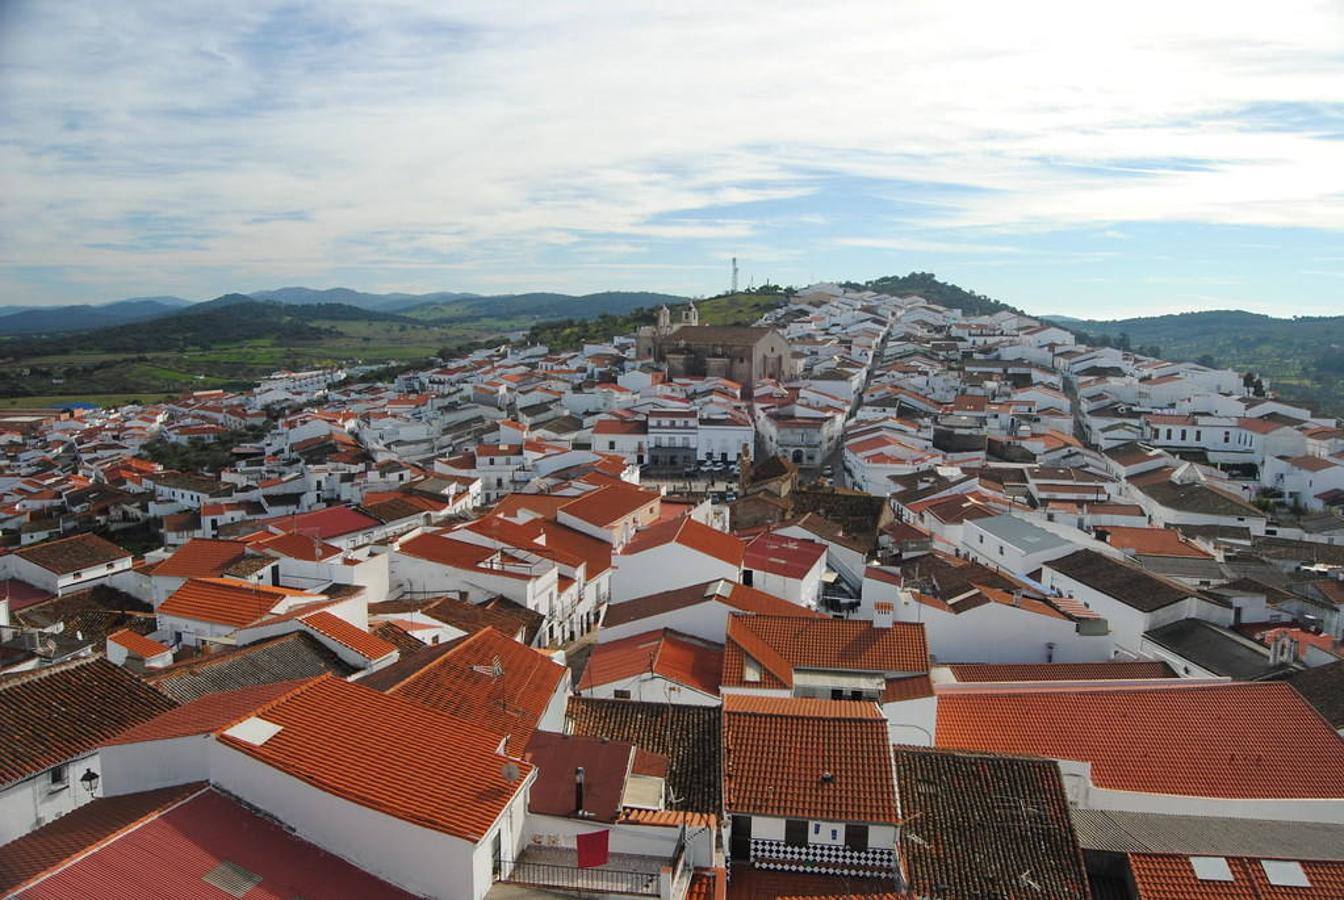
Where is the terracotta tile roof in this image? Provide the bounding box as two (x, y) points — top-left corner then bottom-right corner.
(580, 629), (723, 696)
(15, 533), (129, 575)
(1128, 853), (1344, 899)
(728, 864), (903, 899)
(744, 532), (827, 579)
(150, 538), (249, 577)
(721, 694), (899, 823)
(1104, 526), (1212, 559)
(1276, 660), (1344, 729)
(104, 680), (308, 746)
(946, 661), (1176, 682)
(935, 682), (1344, 799)
(301, 611), (397, 662)
(524, 731), (634, 822)
(370, 621), (428, 655)
(250, 531), (342, 561)
(623, 516), (745, 566)
(604, 579), (824, 630)
(893, 747), (1089, 899)
(157, 577), (321, 628)
(145, 632), (357, 703)
(722, 614), (928, 691)
(0, 658), (177, 786)
(567, 698), (721, 812)
(559, 484), (660, 527)
(536, 520), (612, 577)
(0, 783), (205, 896)
(385, 626), (566, 755)
(106, 627), (170, 659)
(9, 786), (417, 899)
(260, 505), (381, 540)
(216, 676), (533, 841)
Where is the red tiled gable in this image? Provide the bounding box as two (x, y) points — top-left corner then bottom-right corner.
(301, 611), (397, 662)
(107, 628), (170, 659)
(580, 629), (723, 696)
(261, 505), (380, 540)
(151, 539), (248, 577)
(0, 658), (177, 786)
(744, 532), (826, 579)
(537, 520), (612, 577)
(1128, 853), (1344, 899)
(604, 579), (825, 630)
(0, 783), (204, 896)
(105, 679), (309, 746)
(721, 694), (899, 824)
(492, 493), (572, 520)
(1104, 526), (1212, 559)
(251, 531), (342, 561)
(935, 682), (1344, 799)
(624, 516), (745, 567)
(10, 786), (417, 899)
(559, 484), (660, 527)
(216, 676), (533, 841)
(386, 627), (566, 755)
(722, 614), (929, 690)
(947, 661), (1175, 683)
(158, 578), (321, 628)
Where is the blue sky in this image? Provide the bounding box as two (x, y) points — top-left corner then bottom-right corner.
(1, 1), (1342, 319)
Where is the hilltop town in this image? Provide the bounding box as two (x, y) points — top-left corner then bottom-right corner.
(1, 282), (1343, 899)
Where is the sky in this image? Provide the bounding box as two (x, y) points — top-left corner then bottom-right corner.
(1, 1), (1342, 319)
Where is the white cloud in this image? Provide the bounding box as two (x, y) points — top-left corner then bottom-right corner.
(1, 0), (1342, 302)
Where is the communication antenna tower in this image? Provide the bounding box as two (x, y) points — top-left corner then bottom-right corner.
(731, 257), (739, 294)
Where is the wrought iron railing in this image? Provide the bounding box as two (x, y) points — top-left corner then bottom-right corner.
(503, 859), (661, 896)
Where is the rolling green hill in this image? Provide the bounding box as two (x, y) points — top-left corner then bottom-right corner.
(526, 291), (788, 350)
(848, 271), (1027, 318)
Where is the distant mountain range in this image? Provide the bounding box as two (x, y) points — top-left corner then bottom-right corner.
(0, 288), (688, 336)
(0, 297), (196, 334)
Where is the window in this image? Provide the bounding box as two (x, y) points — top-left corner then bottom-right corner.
(785, 819), (808, 846)
(49, 764), (68, 791)
(1195, 430), (1201, 441)
(845, 824), (869, 851)
(1180, 429), (1187, 441)
(614, 689), (632, 700)
(1165, 428), (1172, 440)
(978, 534), (984, 544)
(998, 545), (1004, 555)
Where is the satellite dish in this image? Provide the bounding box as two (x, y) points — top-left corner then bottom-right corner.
(501, 762), (521, 783)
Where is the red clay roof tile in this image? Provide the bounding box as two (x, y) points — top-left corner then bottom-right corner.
(215, 676), (533, 841)
(935, 682), (1344, 799)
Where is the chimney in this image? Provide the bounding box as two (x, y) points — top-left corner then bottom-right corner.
(873, 600), (894, 629)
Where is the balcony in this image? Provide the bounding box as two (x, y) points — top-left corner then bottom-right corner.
(748, 838), (896, 880)
(499, 842), (692, 898)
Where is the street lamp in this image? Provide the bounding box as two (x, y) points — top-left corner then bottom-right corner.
(79, 768), (99, 796)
